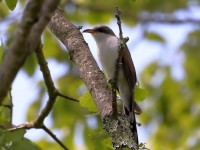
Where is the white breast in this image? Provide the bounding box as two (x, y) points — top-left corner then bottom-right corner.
(93, 33), (119, 79)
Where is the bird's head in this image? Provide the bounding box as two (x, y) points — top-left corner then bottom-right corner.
(83, 25), (116, 42)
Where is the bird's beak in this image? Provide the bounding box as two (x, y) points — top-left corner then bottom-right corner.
(82, 29), (95, 34)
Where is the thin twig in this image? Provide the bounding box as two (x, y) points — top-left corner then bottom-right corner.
(8, 42), (69, 149)
(110, 7), (125, 117)
(42, 125), (69, 150)
(57, 92), (79, 102)
(8, 122), (34, 131)
(34, 42), (57, 125)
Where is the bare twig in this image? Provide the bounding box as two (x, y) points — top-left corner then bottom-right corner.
(34, 42), (57, 125)
(57, 92), (79, 102)
(8, 42), (70, 149)
(8, 123), (69, 150)
(8, 122), (34, 131)
(109, 7), (126, 117)
(42, 125), (69, 150)
(112, 7), (138, 150)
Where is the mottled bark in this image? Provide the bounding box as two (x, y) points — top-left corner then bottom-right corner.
(48, 8), (113, 118)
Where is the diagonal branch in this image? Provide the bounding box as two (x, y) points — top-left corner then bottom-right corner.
(0, 0), (60, 104)
(57, 92), (79, 102)
(34, 42), (57, 125)
(8, 122), (68, 150)
(42, 125), (68, 150)
(48, 8), (113, 118)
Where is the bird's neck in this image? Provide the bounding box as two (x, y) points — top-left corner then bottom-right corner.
(93, 34), (118, 52)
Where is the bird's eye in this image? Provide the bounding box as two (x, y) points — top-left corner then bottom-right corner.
(98, 28), (103, 32)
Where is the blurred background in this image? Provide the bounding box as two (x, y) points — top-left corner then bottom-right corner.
(1, 0), (200, 149)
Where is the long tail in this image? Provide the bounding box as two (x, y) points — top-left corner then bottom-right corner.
(130, 114), (139, 145)
(124, 106), (139, 145)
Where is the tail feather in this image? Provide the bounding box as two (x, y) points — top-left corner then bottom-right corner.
(124, 107), (139, 145)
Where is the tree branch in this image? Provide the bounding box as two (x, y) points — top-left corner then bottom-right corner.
(0, 0), (60, 104)
(8, 123), (68, 150)
(42, 125), (68, 150)
(48, 8), (113, 118)
(57, 92), (79, 102)
(7, 42), (75, 150)
(34, 42), (57, 125)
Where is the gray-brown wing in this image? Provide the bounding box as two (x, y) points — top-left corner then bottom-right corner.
(121, 45), (137, 90)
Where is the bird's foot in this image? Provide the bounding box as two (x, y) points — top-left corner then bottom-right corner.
(108, 79), (117, 85)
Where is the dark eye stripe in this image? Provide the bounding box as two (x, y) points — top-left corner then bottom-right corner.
(94, 26), (116, 36)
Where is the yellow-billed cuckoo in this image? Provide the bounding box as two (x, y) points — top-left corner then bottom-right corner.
(83, 25), (142, 144)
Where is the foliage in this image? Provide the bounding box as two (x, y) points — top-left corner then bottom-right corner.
(135, 86), (149, 102)
(4, 0), (18, 10)
(0, 129), (41, 150)
(0, 41), (3, 65)
(0, 0), (200, 149)
(79, 91), (98, 112)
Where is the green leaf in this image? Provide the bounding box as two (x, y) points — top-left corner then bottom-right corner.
(0, 129), (41, 150)
(0, 85), (12, 128)
(5, 0), (18, 10)
(145, 32), (165, 43)
(23, 52), (37, 76)
(9, 138), (41, 150)
(79, 91), (98, 112)
(0, 129), (25, 147)
(0, 106), (11, 128)
(89, 129), (113, 150)
(135, 86), (149, 101)
(0, 40), (4, 65)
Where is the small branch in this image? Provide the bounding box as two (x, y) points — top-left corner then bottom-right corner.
(42, 125), (69, 150)
(0, 0), (60, 104)
(8, 123), (69, 150)
(0, 0), (44, 104)
(109, 7), (125, 117)
(112, 7), (138, 149)
(34, 42), (57, 125)
(8, 42), (72, 149)
(8, 122), (35, 131)
(57, 92), (79, 102)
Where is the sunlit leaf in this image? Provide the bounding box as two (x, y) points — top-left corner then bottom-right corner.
(5, 0), (17, 10)
(135, 86), (149, 101)
(23, 52), (37, 76)
(88, 129), (113, 150)
(145, 32), (165, 43)
(0, 106), (11, 128)
(79, 91), (98, 112)
(10, 138), (41, 150)
(0, 129), (41, 150)
(0, 40), (4, 65)
(0, 129), (25, 146)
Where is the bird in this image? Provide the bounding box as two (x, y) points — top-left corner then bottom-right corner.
(83, 25), (142, 144)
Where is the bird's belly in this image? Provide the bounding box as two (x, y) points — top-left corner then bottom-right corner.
(98, 49), (118, 80)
